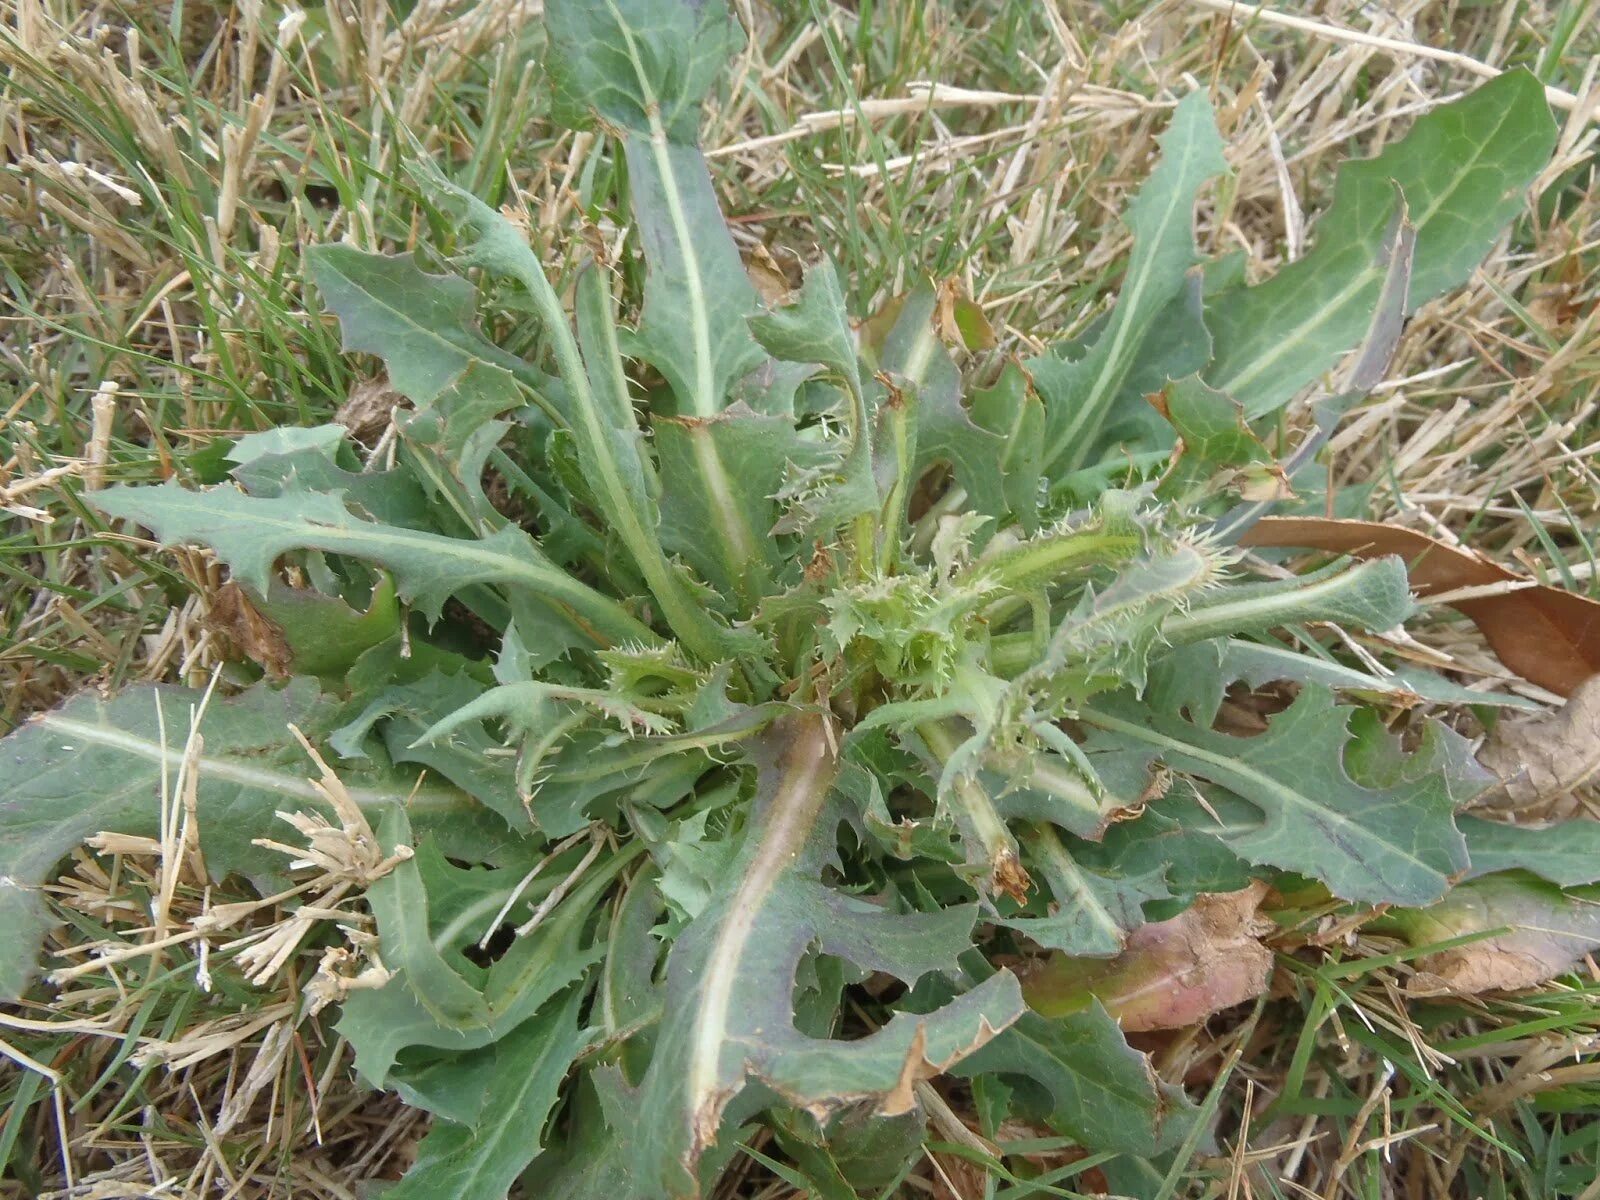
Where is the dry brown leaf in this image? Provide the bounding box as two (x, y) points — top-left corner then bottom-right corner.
(745, 243), (801, 306)
(1022, 883), (1274, 1032)
(1402, 873), (1600, 996)
(206, 581), (292, 678)
(1241, 516), (1600, 697)
(335, 376), (403, 443)
(1474, 674), (1600, 821)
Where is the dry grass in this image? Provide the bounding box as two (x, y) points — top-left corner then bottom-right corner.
(2, 0), (1598, 1196)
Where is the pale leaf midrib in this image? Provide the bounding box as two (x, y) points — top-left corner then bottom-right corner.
(685, 718), (836, 1138)
(36, 715), (463, 812)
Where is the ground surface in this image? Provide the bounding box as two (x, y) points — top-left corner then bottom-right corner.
(2, 1), (1599, 1196)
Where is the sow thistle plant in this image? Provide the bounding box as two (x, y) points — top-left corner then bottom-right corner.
(0, 2), (1576, 1196)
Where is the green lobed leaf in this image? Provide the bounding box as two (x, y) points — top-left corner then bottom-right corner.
(249, 575), (401, 679)
(545, 0), (745, 142)
(337, 822), (629, 1085)
(230, 437), (434, 530)
(747, 259), (859, 388)
(631, 714), (1025, 1197)
(91, 481), (656, 646)
(1082, 685), (1481, 905)
(1159, 556), (1415, 649)
(1461, 816), (1600, 888)
(616, 124), (775, 605)
(546, 0), (761, 412)
(968, 363), (1045, 533)
(654, 405), (829, 607)
(951, 1001), (1195, 1154)
(621, 135), (764, 420)
(521, 1067), (651, 1199)
(408, 163), (757, 663)
(896, 288), (1008, 526)
(1002, 824), (1170, 957)
(308, 245), (554, 421)
(1146, 638), (1540, 722)
(331, 669), (528, 831)
(1206, 70), (1556, 417)
(386, 987), (588, 1200)
(1153, 372), (1278, 499)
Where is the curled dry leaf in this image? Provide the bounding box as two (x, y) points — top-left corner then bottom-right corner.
(1398, 873), (1600, 996)
(1474, 674), (1600, 821)
(1242, 517), (1600, 697)
(1022, 882), (1274, 1032)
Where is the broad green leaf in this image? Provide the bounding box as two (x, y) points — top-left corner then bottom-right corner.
(1082, 685), (1479, 905)
(1100, 271), (1211, 452)
(771, 1106), (926, 1198)
(969, 363), (1045, 533)
(747, 259), (859, 388)
(1078, 803), (1255, 902)
(545, 0), (744, 141)
(91, 481), (656, 647)
(228, 424), (346, 463)
(622, 130), (762, 419)
(1030, 91), (1228, 473)
(0, 680), (481, 999)
(618, 137), (772, 614)
(1153, 372), (1279, 501)
(1146, 638), (1541, 721)
(546, 0), (761, 414)
(230, 440), (433, 530)
(522, 1068), (651, 1200)
(331, 670), (527, 830)
(633, 715), (1025, 1196)
(1462, 816), (1600, 887)
(387, 987), (588, 1200)
(1159, 556), (1414, 649)
(1206, 71), (1556, 417)
(249, 575), (400, 679)
(952, 1002), (1194, 1154)
(600, 869), (666, 1083)
(897, 288), (1008, 524)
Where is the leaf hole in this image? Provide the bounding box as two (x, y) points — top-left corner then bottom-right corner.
(463, 922), (516, 967)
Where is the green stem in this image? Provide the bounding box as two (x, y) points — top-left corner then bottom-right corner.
(970, 527), (1143, 595)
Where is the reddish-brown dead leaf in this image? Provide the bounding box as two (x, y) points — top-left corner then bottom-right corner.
(1022, 883), (1274, 1031)
(1241, 516), (1600, 696)
(1402, 873), (1600, 996)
